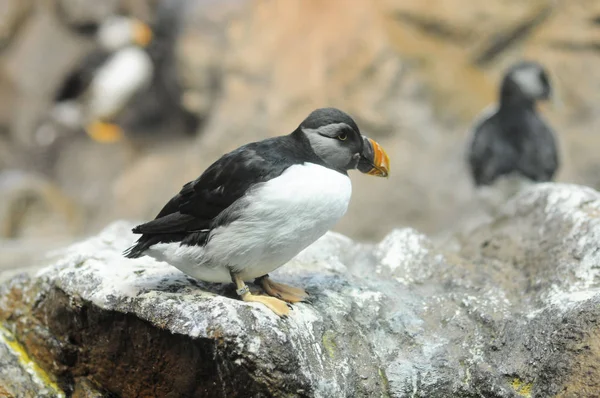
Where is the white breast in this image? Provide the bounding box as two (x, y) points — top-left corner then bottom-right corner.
(87, 47), (153, 120)
(148, 163), (352, 283)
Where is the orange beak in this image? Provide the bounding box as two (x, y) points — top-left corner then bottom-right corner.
(132, 20), (153, 47)
(358, 137), (390, 177)
(366, 138), (390, 177)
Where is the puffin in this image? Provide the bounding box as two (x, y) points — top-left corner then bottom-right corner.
(52, 16), (154, 143)
(112, 1), (201, 139)
(124, 108), (390, 316)
(468, 61), (559, 189)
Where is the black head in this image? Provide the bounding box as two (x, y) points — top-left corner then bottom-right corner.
(300, 108), (361, 134)
(501, 61), (552, 104)
(298, 108), (389, 176)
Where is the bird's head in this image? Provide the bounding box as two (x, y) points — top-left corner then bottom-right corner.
(501, 61), (552, 103)
(97, 16), (153, 51)
(299, 108), (390, 177)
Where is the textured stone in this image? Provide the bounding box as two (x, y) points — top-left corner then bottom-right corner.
(55, 0), (120, 29)
(1, 6), (88, 148)
(0, 0), (32, 51)
(1, 184), (600, 397)
(0, 170), (82, 239)
(0, 276), (65, 398)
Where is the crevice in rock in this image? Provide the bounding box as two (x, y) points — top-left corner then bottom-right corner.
(472, 5), (554, 66)
(394, 11), (473, 43)
(546, 41), (600, 53)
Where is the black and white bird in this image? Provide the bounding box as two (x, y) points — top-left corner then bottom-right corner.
(52, 16), (154, 143)
(124, 108), (390, 316)
(467, 61), (559, 206)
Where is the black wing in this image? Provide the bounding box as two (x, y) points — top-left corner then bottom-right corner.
(123, 137), (300, 258)
(468, 117), (518, 186)
(516, 117), (559, 182)
(55, 51), (109, 102)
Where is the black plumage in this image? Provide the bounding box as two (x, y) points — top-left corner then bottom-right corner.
(55, 51), (111, 102)
(117, 2), (201, 136)
(124, 130), (325, 258)
(468, 61), (559, 186)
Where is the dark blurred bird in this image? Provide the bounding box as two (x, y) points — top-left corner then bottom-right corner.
(114, 1), (202, 140)
(52, 15), (154, 143)
(468, 61), (559, 203)
(124, 108), (390, 316)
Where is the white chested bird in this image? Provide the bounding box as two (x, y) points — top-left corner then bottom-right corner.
(124, 108), (390, 316)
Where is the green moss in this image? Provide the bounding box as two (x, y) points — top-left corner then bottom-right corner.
(378, 368), (391, 398)
(322, 330), (337, 359)
(510, 377), (532, 397)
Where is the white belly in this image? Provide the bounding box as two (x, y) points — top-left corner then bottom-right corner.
(87, 46), (153, 120)
(147, 163), (352, 282)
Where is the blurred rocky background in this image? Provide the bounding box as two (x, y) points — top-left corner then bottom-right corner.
(1, 0), (600, 275)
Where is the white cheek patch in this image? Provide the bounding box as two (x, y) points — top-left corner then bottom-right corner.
(97, 17), (136, 51)
(512, 67), (544, 98)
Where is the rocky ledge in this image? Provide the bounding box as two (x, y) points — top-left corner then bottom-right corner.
(1, 183), (600, 397)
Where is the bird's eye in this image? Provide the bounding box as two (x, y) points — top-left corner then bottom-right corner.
(338, 132), (348, 141)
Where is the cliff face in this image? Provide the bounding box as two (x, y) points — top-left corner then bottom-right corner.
(1, 184), (600, 397)
(1, 0), (600, 248)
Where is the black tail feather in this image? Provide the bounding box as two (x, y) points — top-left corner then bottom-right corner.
(123, 230), (187, 259)
(123, 235), (160, 258)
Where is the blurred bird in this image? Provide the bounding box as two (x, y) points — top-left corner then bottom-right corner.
(52, 16), (154, 143)
(467, 61), (559, 210)
(124, 108), (390, 316)
(112, 1), (202, 140)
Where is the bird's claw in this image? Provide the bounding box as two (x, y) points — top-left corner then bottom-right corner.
(257, 276), (309, 303)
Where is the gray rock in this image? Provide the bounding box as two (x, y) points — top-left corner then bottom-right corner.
(0, 183), (599, 397)
(2, 7), (89, 148)
(0, 170), (82, 239)
(0, 0), (32, 51)
(55, 0), (120, 29)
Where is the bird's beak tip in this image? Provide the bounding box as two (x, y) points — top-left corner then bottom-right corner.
(365, 138), (390, 178)
(133, 21), (153, 47)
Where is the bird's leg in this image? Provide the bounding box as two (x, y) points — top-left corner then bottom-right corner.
(255, 274), (309, 303)
(86, 121), (124, 143)
(231, 272), (290, 316)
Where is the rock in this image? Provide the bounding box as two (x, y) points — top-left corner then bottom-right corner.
(1, 183), (600, 397)
(109, 142), (199, 223)
(0, 0), (32, 51)
(0, 170), (82, 283)
(1, 5), (89, 148)
(0, 276), (66, 398)
(71, 377), (105, 398)
(0, 238), (69, 284)
(0, 170), (82, 239)
(175, 0), (230, 129)
(55, 0), (120, 30)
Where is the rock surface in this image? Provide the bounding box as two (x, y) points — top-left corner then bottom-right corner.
(1, 183), (600, 397)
